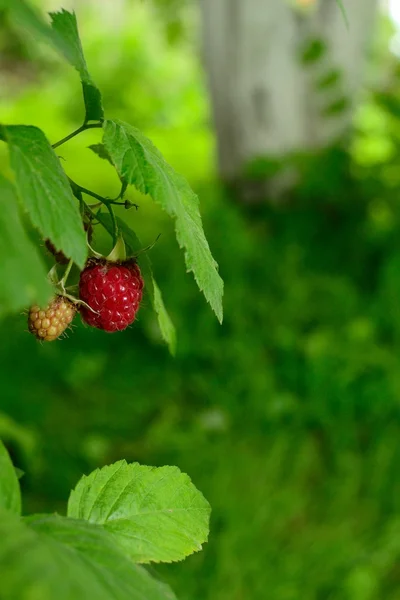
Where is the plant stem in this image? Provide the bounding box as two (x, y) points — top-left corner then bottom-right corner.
(72, 188), (97, 222)
(52, 122), (102, 150)
(88, 200), (128, 209)
(72, 182), (106, 203)
(60, 259), (74, 289)
(106, 203), (119, 245)
(68, 176), (110, 205)
(71, 184), (118, 245)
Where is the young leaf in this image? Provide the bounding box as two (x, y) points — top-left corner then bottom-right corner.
(67, 460), (210, 564)
(0, 173), (51, 315)
(0, 125), (87, 268)
(0, 511), (176, 600)
(103, 120), (223, 322)
(97, 213), (176, 354)
(50, 10), (104, 122)
(88, 143), (114, 166)
(0, 440), (21, 515)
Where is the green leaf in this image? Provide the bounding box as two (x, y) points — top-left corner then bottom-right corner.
(103, 120), (223, 322)
(14, 467), (25, 480)
(0, 125), (87, 268)
(1, 1), (103, 122)
(97, 213), (176, 354)
(152, 279), (176, 355)
(0, 173), (51, 315)
(0, 0), (70, 58)
(0, 440), (21, 515)
(68, 460), (210, 564)
(0, 511), (176, 600)
(88, 143), (114, 166)
(49, 10), (91, 82)
(50, 10), (104, 122)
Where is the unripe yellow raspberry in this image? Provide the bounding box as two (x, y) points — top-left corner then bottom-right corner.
(28, 295), (76, 342)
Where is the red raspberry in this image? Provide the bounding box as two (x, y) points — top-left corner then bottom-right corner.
(28, 296), (76, 342)
(79, 258), (144, 332)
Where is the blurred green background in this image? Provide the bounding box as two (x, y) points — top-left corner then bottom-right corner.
(2, 1), (400, 599)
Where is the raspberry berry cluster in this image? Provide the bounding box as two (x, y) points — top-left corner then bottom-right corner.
(28, 295), (76, 341)
(79, 258), (143, 332)
(28, 233), (144, 342)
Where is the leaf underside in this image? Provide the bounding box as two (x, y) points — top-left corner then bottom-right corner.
(0, 174), (51, 314)
(0, 125), (87, 268)
(103, 119), (223, 322)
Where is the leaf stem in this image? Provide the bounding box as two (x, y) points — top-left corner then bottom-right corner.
(69, 179), (106, 204)
(88, 200), (129, 209)
(59, 259), (74, 291)
(106, 203), (119, 245)
(52, 122), (102, 150)
(70, 180), (118, 244)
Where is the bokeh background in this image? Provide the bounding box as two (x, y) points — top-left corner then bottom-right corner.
(2, 0), (400, 598)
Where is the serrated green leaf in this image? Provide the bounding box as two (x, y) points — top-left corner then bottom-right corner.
(0, 440), (21, 515)
(0, 173), (51, 314)
(0, 0), (70, 58)
(68, 460), (210, 564)
(88, 143), (114, 166)
(103, 119), (223, 322)
(0, 125), (87, 268)
(49, 10), (91, 82)
(97, 213), (176, 354)
(0, 511), (176, 600)
(89, 143), (129, 194)
(0, 1), (103, 123)
(50, 10), (104, 122)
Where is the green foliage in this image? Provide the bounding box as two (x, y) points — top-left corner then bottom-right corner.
(1, 1), (103, 123)
(0, 3), (218, 598)
(0, 441), (208, 599)
(0, 440), (20, 514)
(88, 143), (114, 166)
(0, 511), (177, 600)
(68, 460), (210, 563)
(0, 1), (396, 600)
(6, 166), (400, 599)
(103, 119), (223, 322)
(0, 124), (87, 268)
(0, 0), (71, 59)
(0, 174), (51, 314)
(50, 10), (104, 122)
(0, 2), (222, 347)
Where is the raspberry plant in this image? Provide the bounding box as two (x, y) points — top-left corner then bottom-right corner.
(0, 1), (223, 598)
(0, 1), (223, 355)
